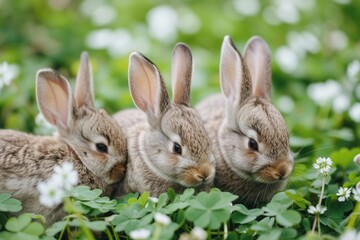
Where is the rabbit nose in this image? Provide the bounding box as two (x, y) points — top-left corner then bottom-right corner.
(196, 173), (207, 182)
(275, 165), (292, 180)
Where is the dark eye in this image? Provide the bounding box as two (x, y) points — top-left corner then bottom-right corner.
(96, 143), (108, 153)
(173, 142), (182, 155)
(248, 138), (258, 151)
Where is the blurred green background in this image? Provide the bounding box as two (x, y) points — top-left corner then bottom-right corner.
(0, 0), (359, 157)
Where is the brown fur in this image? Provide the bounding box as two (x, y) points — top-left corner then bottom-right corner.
(0, 53), (127, 224)
(115, 45), (215, 197)
(196, 36), (293, 207)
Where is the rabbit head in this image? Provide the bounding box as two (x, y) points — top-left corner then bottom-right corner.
(129, 44), (215, 187)
(218, 36), (294, 184)
(36, 52), (127, 184)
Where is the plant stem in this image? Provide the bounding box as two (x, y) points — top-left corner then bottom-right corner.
(317, 176), (326, 207)
(311, 215), (318, 232)
(312, 175), (326, 233)
(347, 201), (360, 229)
(152, 223), (162, 240)
(223, 222), (228, 239)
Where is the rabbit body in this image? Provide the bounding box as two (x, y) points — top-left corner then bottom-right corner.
(196, 36), (294, 207)
(115, 44), (215, 197)
(0, 53), (127, 223)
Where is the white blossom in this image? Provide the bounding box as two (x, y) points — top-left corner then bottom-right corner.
(353, 188), (360, 202)
(347, 60), (360, 81)
(53, 162), (78, 190)
(129, 228), (151, 240)
(336, 187), (352, 202)
(147, 5), (178, 43)
(349, 103), (360, 123)
(154, 212), (171, 226)
(307, 80), (342, 107)
(340, 229), (360, 240)
(275, 46), (299, 73)
(234, 0), (260, 16)
(0, 61), (19, 90)
(313, 157), (333, 176)
(307, 205), (327, 215)
(190, 226), (207, 240)
(37, 180), (64, 208)
(354, 154), (360, 165)
(149, 197), (159, 203)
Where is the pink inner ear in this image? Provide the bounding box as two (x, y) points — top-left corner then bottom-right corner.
(37, 71), (71, 128)
(220, 37), (243, 100)
(171, 43), (192, 105)
(128, 53), (161, 115)
(244, 37), (272, 100)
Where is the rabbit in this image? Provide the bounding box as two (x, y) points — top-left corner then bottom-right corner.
(114, 43), (216, 197)
(0, 52), (127, 224)
(195, 36), (294, 207)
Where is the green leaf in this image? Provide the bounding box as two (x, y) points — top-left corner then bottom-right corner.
(251, 217), (274, 232)
(257, 228), (282, 240)
(185, 191), (231, 230)
(165, 202), (189, 214)
(0, 193), (22, 212)
(285, 191), (311, 209)
(232, 209), (263, 224)
(276, 210), (301, 227)
(280, 228), (297, 239)
(85, 221), (107, 231)
(5, 214), (32, 232)
(156, 193), (168, 209)
(45, 221), (67, 237)
(71, 186), (102, 201)
(112, 203), (152, 234)
(176, 188), (195, 202)
(22, 222), (44, 236)
(330, 147), (360, 169)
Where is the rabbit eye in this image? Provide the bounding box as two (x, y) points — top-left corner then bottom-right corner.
(248, 138), (258, 151)
(96, 143), (108, 153)
(173, 142), (182, 155)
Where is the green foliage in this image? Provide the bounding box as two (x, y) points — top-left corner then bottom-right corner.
(0, 193), (22, 213)
(0, 146), (359, 240)
(1, 0), (360, 239)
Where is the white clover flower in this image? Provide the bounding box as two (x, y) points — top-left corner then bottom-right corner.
(336, 187), (352, 202)
(154, 212), (171, 226)
(353, 188), (360, 202)
(307, 205), (327, 215)
(37, 180), (64, 208)
(313, 157), (333, 176)
(147, 5), (178, 43)
(190, 226), (207, 240)
(0, 61), (19, 90)
(347, 60), (360, 81)
(53, 162), (79, 190)
(340, 229), (360, 240)
(129, 228), (151, 240)
(349, 103), (360, 123)
(356, 182), (360, 192)
(354, 154), (360, 165)
(307, 80), (342, 107)
(149, 197), (159, 203)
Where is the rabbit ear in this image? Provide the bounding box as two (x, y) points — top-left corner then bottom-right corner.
(36, 69), (73, 129)
(74, 52), (95, 109)
(220, 35), (252, 107)
(244, 36), (272, 101)
(128, 52), (170, 126)
(171, 43), (193, 106)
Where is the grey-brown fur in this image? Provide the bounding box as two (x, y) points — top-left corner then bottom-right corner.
(196, 36), (294, 207)
(114, 44), (215, 197)
(0, 52), (127, 223)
